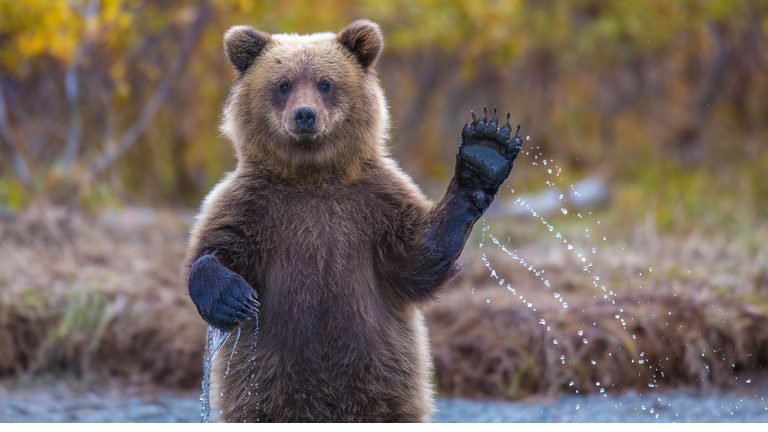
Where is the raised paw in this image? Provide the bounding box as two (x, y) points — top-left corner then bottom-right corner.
(457, 106), (522, 193)
(188, 254), (260, 331)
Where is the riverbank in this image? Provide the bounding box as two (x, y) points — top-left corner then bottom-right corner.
(1, 204), (767, 399)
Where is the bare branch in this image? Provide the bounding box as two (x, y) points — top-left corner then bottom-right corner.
(79, 4), (212, 189)
(0, 72), (32, 185)
(63, 0), (100, 175)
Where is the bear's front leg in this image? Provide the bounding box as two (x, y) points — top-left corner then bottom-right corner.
(188, 254), (260, 331)
(379, 107), (522, 303)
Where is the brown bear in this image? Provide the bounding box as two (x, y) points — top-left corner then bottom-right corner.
(183, 20), (522, 422)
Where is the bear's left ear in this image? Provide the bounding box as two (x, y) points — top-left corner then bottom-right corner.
(224, 25), (272, 75)
(336, 20), (383, 72)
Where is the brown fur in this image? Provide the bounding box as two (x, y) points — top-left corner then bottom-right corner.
(184, 21), (446, 422)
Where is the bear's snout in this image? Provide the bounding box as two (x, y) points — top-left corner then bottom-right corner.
(293, 106), (317, 132)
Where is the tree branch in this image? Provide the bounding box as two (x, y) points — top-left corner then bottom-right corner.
(0, 72), (32, 185)
(79, 3), (212, 189)
(62, 0), (100, 175)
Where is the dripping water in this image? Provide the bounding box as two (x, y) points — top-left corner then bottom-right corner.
(224, 326), (242, 377)
(200, 325), (232, 423)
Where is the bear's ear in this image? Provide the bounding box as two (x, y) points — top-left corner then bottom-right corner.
(224, 25), (272, 75)
(336, 20), (383, 72)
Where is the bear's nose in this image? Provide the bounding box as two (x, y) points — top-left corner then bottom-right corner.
(293, 107), (317, 130)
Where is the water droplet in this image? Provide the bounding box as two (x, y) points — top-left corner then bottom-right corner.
(583, 338), (589, 344)
(569, 381), (574, 386)
(578, 330), (584, 336)
(592, 247), (597, 253)
(526, 135), (531, 140)
(591, 360), (596, 365)
(558, 194), (564, 200)
(567, 244), (574, 250)
(561, 208), (568, 214)
(553, 339), (559, 344)
(575, 404), (580, 410)
(562, 302), (568, 308)
(746, 379), (752, 383)
(539, 319), (546, 325)
(486, 298), (490, 303)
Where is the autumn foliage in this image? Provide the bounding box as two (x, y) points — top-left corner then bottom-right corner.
(0, 1), (766, 228)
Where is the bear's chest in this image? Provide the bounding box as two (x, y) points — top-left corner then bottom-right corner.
(251, 184), (389, 305)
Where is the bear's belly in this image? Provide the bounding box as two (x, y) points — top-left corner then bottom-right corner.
(210, 249), (432, 422)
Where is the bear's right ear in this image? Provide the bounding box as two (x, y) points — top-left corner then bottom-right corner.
(224, 25), (272, 75)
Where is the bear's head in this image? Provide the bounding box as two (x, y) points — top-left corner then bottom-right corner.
(221, 20), (389, 179)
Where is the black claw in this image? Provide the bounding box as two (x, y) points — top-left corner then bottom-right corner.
(509, 124), (523, 155)
(498, 112), (512, 139)
(462, 121), (472, 138)
(474, 106), (487, 136)
(485, 106), (499, 137)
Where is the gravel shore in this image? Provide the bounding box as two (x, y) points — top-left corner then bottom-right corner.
(1, 379), (766, 423)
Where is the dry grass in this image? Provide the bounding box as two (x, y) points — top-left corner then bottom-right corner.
(1, 203), (767, 399)
(0, 203), (205, 387)
(429, 217), (768, 399)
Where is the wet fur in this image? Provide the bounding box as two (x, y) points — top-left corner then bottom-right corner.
(183, 20), (518, 422)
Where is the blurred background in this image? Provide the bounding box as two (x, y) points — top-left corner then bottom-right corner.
(1, 0), (767, 423)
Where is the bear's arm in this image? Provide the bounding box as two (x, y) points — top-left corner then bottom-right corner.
(374, 114), (521, 303)
(374, 175), (485, 304)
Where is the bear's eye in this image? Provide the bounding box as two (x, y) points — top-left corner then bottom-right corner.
(279, 82), (291, 94)
(319, 80), (331, 93)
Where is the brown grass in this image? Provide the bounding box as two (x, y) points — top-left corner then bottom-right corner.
(1, 203), (767, 398)
(0, 203), (205, 387)
(429, 218), (768, 398)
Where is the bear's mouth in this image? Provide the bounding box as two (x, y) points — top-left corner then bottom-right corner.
(285, 123), (326, 143)
(285, 128), (327, 151)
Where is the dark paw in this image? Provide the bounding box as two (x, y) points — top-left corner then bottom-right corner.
(457, 106), (522, 192)
(188, 255), (259, 331)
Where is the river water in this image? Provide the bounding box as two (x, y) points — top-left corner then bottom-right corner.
(1, 378), (766, 422)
